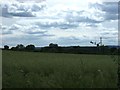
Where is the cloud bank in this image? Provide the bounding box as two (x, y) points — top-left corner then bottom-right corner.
(1, 0), (118, 47)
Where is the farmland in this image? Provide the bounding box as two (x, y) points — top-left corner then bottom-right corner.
(2, 50), (118, 88)
(0, 50), (2, 89)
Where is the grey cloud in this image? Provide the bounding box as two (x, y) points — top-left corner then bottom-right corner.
(26, 32), (54, 37)
(102, 2), (118, 14)
(0, 1), (46, 17)
(0, 25), (7, 30)
(2, 30), (12, 35)
(1, 1), (104, 29)
(86, 24), (98, 27)
(0, 25), (12, 35)
(27, 31), (45, 35)
(34, 10), (103, 29)
(66, 16), (103, 27)
(64, 10), (103, 28)
(35, 21), (78, 29)
(25, 30), (55, 37)
(0, 5), (11, 17)
(66, 13), (103, 24)
(1, 23), (54, 37)
(9, 24), (21, 30)
(100, 31), (118, 36)
(31, 4), (46, 11)
(9, 11), (35, 17)
(0, 4), (35, 17)
(91, 2), (118, 14)
(90, 2), (118, 21)
(105, 14), (118, 20)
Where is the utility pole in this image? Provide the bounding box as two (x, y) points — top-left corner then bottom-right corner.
(100, 37), (102, 46)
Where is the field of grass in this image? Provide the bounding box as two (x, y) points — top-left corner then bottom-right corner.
(2, 50), (118, 88)
(0, 50), (2, 89)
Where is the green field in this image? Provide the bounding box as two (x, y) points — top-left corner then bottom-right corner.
(0, 50), (2, 89)
(2, 50), (118, 88)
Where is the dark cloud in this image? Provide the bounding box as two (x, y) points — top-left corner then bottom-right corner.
(90, 2), (118, 21)
(103, 2), (118, 14)
(105, 14), (118, 20)
(9, 11), (35, 17)
(90, 2), (118, 14)
(0, 4), (11, 17)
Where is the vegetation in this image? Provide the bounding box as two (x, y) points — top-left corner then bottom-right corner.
(4, 43), (119, 55)
(4, 45), (9, 50)
(9, 44), (35, 51)
(25, 44), (35, 51)
(40, 45), (120, 55)
(2, 50), (118, 88)
(0, 50), (2, 89)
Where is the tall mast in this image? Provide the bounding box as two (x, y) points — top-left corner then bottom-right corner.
(100, 37), (102, 46)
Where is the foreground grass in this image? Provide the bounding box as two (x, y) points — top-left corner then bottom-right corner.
(0, 50), (2, 89)
(2, 50), (118, 88)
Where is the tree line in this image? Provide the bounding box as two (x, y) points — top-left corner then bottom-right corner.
(4, 44), (35, 51)
(3, 43), (120, 55)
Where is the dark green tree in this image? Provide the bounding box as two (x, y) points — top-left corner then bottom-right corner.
(49, 43), (58, 48)
(4, 45), (9, 50)
(16, 44), (25, 50)
(25, 44), (35, 51)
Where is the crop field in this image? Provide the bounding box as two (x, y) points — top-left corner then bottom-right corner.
(2, 50), (118, 88)
(0, 50), (2, 89)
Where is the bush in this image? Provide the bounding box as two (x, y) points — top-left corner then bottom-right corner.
(4, 45), (9, 50)
(25, 45), (35, 51)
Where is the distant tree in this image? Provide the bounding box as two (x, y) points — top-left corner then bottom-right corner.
(16, 44), (25, 50)
(25, 44), (35, 51)
(4, 45), (9, 50)
(49, 43), (58, 48)
(11, 47), (16, 50)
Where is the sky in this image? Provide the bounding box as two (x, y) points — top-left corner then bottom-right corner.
(0, 0), (119, 47)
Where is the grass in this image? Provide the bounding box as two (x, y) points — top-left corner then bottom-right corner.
(2, 50), (118, 88)
(0, 50), (2, 89)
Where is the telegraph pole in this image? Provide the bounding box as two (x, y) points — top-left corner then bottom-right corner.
(100, 37), (102, 46)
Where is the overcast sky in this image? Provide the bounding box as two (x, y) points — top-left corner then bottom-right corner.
(0, 0), (119, 47)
